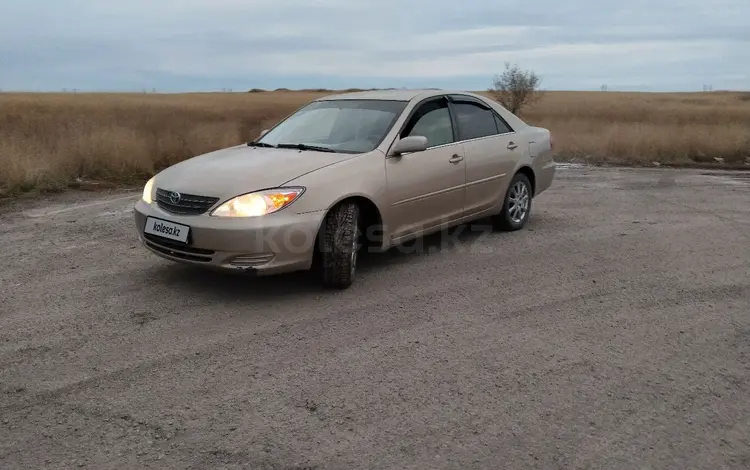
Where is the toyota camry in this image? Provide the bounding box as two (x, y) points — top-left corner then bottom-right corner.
(134, 89), (556, 288)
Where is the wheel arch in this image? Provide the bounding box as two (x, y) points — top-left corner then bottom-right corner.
(515, 165), (536, 196)
(315, 194), (385, 249)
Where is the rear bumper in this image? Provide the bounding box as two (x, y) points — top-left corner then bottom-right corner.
(535, 159), (556, 196)
(133, 199), (325, 275)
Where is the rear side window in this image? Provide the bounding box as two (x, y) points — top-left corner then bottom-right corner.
(494, 114), (513, 134)
(452, 102), (499, 141)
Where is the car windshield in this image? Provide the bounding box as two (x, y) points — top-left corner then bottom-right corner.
(257, 99), (408, 153)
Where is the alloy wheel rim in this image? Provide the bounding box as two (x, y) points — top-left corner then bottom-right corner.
(508, 182), (529, 224)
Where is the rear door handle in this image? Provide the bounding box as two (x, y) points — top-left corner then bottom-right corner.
(507, 142), (518, 150)
(449, 154), (463, 164)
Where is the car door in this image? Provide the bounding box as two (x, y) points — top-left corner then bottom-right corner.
(385, 96), (466, 242)
(448, 95), (520, 216)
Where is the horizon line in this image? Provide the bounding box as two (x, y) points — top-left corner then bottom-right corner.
(1, 87), (748, 94)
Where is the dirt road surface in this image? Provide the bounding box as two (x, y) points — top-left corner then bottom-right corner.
(1, 166), (749, 469)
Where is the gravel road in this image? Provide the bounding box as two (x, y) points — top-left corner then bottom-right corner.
(1, 166), (749, 469)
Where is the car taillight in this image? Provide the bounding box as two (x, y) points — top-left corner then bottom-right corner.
(549, 133), (555, 150)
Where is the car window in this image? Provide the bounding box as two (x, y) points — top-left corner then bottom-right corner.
(402, 99), (455, 148)
(259, 99), (408, 153)
(453, 102), (499, 141)
(494, 114), (513, 134)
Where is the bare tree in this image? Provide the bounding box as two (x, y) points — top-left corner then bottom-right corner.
(488, 62), (542, 115)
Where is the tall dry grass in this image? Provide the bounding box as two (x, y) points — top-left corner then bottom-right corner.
(1, 90), (749, 196)
(519, 90), (750, 166)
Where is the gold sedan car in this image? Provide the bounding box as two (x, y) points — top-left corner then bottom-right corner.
(134, 89), (556, 288)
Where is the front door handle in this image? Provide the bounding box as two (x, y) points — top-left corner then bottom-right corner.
(507, 142), (519, 150)
(449, 154), (463, 164)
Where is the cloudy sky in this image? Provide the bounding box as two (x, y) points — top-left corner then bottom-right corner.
(1, 0), (748, 92)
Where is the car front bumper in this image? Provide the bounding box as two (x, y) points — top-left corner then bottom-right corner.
(133, 199), (325, 275)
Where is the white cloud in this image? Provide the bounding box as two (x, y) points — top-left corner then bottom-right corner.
(1, 0), (748, 91)
(152, 38), (734, 79)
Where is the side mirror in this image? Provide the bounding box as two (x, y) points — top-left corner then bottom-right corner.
(259, 129), (269, 138)
(391, 136), (428, 156)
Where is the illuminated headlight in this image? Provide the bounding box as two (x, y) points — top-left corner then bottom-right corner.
(210, 187), (305, 217)
(142, 177), (155, 204)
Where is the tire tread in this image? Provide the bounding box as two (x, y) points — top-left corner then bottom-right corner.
(320, 202), (360, 289)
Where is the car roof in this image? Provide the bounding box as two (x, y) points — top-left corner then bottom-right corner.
(314, 88), (481, 102)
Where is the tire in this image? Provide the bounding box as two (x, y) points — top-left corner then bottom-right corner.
(491, 172), (532, 231)
(320, 202), (360, 289)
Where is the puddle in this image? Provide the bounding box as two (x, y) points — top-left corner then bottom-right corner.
(697, 171), (750, 186)
(554, 163), (588, 170)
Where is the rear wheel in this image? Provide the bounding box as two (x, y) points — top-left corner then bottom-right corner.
(320, 202), (360, 289)
(491, 173), (532, 231)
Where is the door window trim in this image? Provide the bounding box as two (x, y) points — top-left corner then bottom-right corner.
(399, 96), (457, 147)
(386, 93), (518, 157)
(447, 94), (516, 141)
(387, 94), (464, 156)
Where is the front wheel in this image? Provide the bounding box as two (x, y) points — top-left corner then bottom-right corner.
(319, 202), (360, 289)
(491, 173), (532, 231)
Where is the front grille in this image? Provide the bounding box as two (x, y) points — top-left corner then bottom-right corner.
(145, 241), (212, 263)
(144, 234), (214, 263)
(143, 233), (215, 255)
(155, 188), (220, 215)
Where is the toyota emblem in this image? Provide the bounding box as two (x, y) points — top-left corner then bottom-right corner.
(169, 191), (181, 204)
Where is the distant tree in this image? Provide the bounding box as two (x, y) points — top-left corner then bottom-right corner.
(488, 62), (542, 116)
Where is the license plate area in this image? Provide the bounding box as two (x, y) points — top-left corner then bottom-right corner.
(144, 216), (191, 244)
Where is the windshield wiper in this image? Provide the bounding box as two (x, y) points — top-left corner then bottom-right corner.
(246, 141), (276, 148)
(276, 143), (337, 153)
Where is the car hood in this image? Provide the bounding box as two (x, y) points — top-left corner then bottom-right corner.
(153, 144), (355, 198)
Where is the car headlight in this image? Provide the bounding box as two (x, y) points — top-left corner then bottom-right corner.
(210, 187), (305, 217)
(142, 177), (155, 204)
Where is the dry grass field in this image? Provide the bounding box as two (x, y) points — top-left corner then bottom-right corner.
(1, 89), (749, 197)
